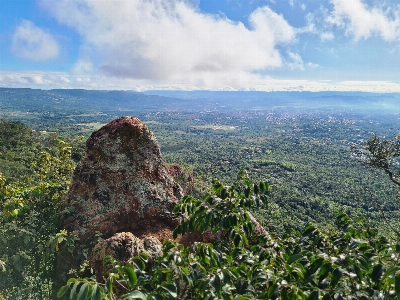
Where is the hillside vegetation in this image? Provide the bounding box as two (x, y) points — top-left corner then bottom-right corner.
(0, 89), (400, 298)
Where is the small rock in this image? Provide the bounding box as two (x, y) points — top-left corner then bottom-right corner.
(90, 232), (162, 281)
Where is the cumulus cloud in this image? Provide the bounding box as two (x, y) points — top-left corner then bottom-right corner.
(328, 0), (400, 41)
(39, 0), (296, 86)
(11, 20), (59, 61)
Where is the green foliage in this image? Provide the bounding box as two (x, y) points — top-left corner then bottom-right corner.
(60, 172), (400, 299)
(0, 120), (82, 299)
(2, 105), (400, 298)
(352, 133), (400, 239)
(172, 169), (269, 244)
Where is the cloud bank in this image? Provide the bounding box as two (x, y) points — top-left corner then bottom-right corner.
(39, 0), (296, 87)
(11, 20), (59, 61)
(3, 68), (400, 93)
(4, 0), (400, 91)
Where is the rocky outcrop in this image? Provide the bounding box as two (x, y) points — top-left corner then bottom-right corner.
(62, 116), (183, 244)
(90, 232), (162, 281)
(55, 116), (268, 291)
(55, 117), (183, 289)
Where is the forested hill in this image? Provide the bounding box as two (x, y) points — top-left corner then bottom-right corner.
(1, 117), (400, 299)
(1, 89), (400, 298)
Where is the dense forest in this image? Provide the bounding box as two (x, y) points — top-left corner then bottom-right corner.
(0, 88), (399, 299)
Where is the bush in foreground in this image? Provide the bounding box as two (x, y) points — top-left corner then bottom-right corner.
(59, 170), (400, 299)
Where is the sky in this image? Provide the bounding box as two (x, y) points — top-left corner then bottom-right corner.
(1, 0), (400, 92)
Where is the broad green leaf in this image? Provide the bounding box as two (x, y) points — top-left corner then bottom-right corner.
(234, 296), (253, 300)
(370, 264), (383, 283)
(322, 294), (331, 300)
(120, 290), (147, 299)
(395, 274), (400, 300)
(233, 234), (241, 247)
(353, 265), (363, 281)
(67, 278), (78, 284)
(253, 183), (259, 195)
(139, 252), (149, 261)
(310, 257), (324, 273)
(124, 265), (138, 288)
(267, 283), (278, 298)
(287, 253), (303, 264)
(307, 291), (319, 300)
(330, 268), (342, 288)
(205, 210), (213, 228)
(91, 284), (102, 300)
(57, 285), (69, 298)
(77, 283), (89, 300)
(318, 279), (329, 289)
(173, 226), (181, 239)
(244, 187), (251, 198)
(383, 266), (400, 279)
(160, 283), (177, 298)
(70, 282), (80, 300)
(319, 261), (331, 280)
(302, 225), (316, 236)
(131, 257), (146, 271)
(211, 274), (221, 293)
(259, 182), (266, 194)
(221, 188), (228, 199)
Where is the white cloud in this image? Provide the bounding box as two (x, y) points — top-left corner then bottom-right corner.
(287, 52), (305, 70)
(307, 62), (319, 68)
(71, 60), (93, 75)
(328, 0), (400, 41)
(320, 32), (334, 41)
(11, 20), (59, 61)
(0, 70), (73, 88)
(39, 0), (296, 86)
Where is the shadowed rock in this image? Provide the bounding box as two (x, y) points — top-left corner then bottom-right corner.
(90, 232), (162, 281)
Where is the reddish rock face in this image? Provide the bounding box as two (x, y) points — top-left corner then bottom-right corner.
(62, 116), (183, 244)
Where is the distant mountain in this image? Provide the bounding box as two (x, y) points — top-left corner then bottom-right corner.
(2, 88), (400, 115)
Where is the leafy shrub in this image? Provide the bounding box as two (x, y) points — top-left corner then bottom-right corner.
(0, 123), (79, 300)
(59, 170), (400, 299)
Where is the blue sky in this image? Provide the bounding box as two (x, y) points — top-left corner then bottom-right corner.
(1, 0), (400, 92)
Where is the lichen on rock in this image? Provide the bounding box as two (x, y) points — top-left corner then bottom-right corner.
(62, 116), (183, 243)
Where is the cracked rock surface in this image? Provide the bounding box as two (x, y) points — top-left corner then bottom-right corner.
(62, 116), (183, 244)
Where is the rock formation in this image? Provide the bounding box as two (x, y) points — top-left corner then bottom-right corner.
(55, 116), (183, 288)
(62, 116), (183, 244)
(90, 232), (162, 281)
(55, 116), (267, 290)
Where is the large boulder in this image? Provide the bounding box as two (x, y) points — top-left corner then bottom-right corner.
(62, 116), (183, 244)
